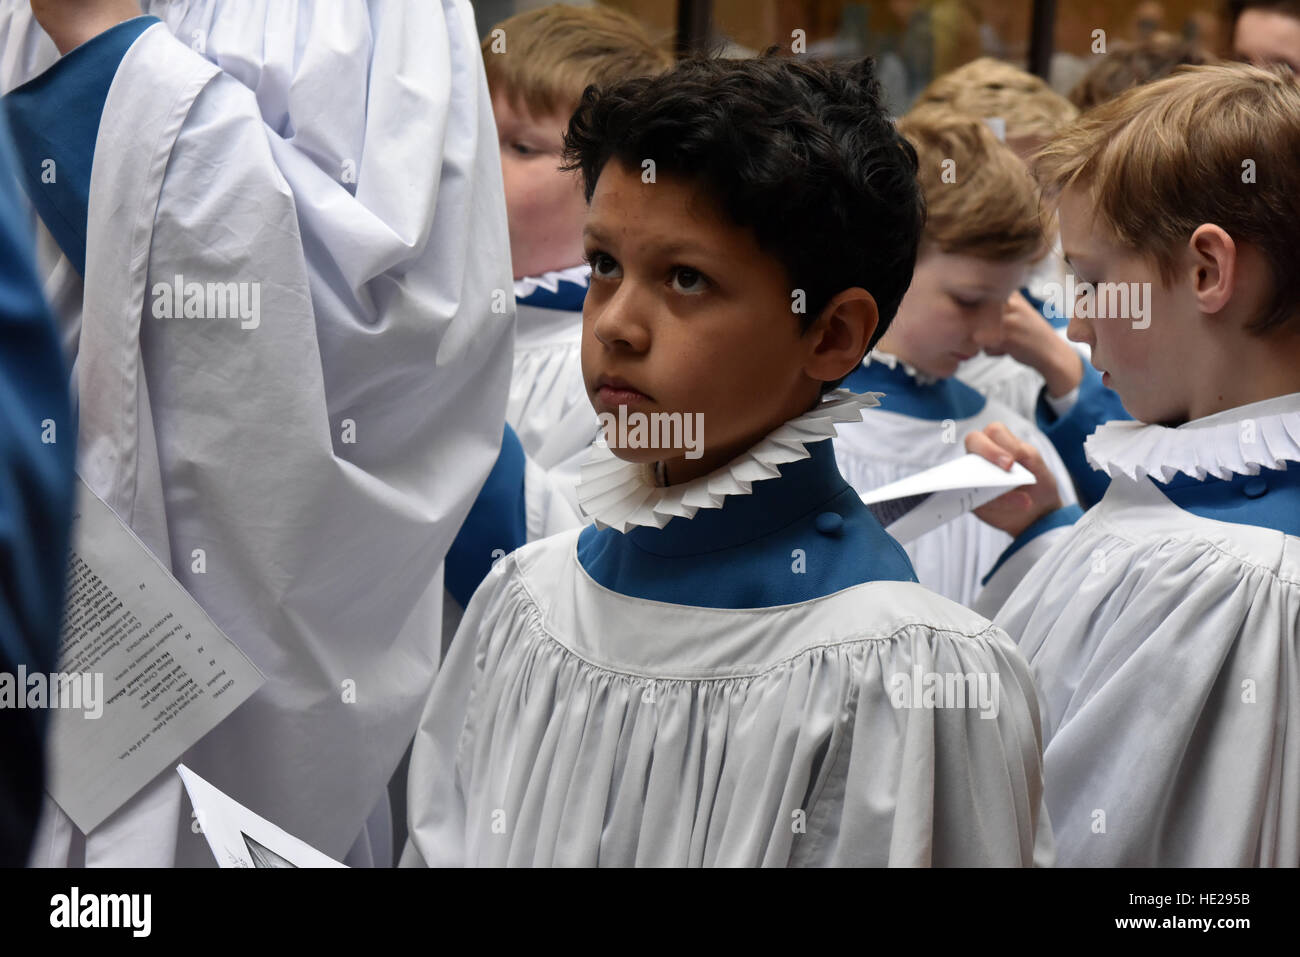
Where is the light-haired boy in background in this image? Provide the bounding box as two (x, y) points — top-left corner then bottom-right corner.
(485, 3), (670, 501)
(913, 58), (1086, 423)
(833, 105), (1077, 607)
(444, 5), (672, 613)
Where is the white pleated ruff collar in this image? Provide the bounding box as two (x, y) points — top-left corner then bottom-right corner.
(576, 389), (882, 532)
(1084, 392), (1300, 482)
(865, 349), (939, 386)
(513, 263), (592, 300)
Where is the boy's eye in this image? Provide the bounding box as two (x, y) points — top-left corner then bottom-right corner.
(951, 294), (981, 310)
(586, 252), (622, 280)
(670, 267), (709, 295)
(509, 141), (538, 157)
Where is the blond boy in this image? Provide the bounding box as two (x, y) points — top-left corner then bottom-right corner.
(970, 63), (1300, 866)
(832, 105), (1078, 607)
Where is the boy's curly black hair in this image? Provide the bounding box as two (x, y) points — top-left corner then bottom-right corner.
(561, 52), (925, 354)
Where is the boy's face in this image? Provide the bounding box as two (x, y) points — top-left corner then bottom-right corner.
(882, 248), (1026, 379)
(493, 93), (588, 279)
(1057, 184), (1196, 424)
(580, 161), (828, 484)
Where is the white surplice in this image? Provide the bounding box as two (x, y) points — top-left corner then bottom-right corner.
(403, 392), (1053, 866)
(990, 394), (1300, 865)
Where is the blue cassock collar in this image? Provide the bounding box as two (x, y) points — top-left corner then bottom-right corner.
(576, 438), (917, 608)
(843, 359), (987, 422)
(1152, 466), (1300, 537)
(517, 275), (589, 312)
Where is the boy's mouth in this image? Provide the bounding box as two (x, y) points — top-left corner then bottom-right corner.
(594, 375), (654, 407)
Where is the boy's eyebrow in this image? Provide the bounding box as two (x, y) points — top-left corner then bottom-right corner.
(582, 225), (715, 259)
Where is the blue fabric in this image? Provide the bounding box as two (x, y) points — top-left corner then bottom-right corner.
(1021, 286), (1067, 330)
(1036, 361), (1132, 509)
(1152, 466), (1300, 536)
(980, 503), (1084, 586)
(577, 439), (917, 608)
(517, 276), (588, 312)
(444, 426), (529, 609)
(0, 110), (76, 866)
(844, 358), (987, 422)
(3, 16), (157, 276)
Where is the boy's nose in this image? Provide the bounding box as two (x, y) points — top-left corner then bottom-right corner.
(1066, 310), (1094, 350)
(971, 303), (1006, 349)
(591, 281), (651, 352)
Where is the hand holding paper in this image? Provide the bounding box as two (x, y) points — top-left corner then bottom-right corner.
(861, 453), (1035, 544)
(965, 421), (1065, 537)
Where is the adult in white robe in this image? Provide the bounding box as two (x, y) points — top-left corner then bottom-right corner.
(2, 0), (513, 866)
(981, 394), (1300, 865)
(404, 391), (1053, 866)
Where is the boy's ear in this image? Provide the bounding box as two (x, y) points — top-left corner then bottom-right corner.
(1187, 224), (1237, 316)
(803, 288), (879, 384)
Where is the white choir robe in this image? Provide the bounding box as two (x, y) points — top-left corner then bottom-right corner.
(834, 354), (1077, 608)
(2, 0), (513, 866)
(507, 265), (600, 519)
(982, 393), (1300, 865)
(404, 392), (1054, 866)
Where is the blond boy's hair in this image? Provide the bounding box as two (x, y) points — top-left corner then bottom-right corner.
(898, 104), (1044, 262)
(1068, 34), (1215, 111)
(915, 57), (1078, 145)
(483, 4), (672, 120)
(1034, 62), (1300, 334)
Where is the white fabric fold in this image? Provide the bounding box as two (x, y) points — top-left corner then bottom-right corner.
(7, 0), (514, 866)
(403, 528), (1053, 867)
(995, 475), (1300, 865)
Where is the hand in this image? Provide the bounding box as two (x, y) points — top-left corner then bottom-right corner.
(984, 292), (1083, 399)
(965, 421), (1063, 538)
(30, 0), (142, 55)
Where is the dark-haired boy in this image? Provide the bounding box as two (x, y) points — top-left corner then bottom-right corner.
(404, 55), (1052, 867)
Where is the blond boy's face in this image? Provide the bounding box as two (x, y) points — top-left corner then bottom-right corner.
(882, 248), (1026, 379)
(493, 93), (588, 279)
(1057, 184), (1196, 425)
(580, 161), (827, 484)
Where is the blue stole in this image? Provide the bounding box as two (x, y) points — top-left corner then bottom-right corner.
(444, 426), (528, 609)
(577, 439), (917, 609)
(4, 16), (159, 276)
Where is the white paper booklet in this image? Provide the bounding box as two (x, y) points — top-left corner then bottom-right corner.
(861, 453), (1035, 544)
(42, 477), (265, 832)
(178, 765), (346, 868)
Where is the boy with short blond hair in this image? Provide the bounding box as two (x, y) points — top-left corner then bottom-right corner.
(914, 58), (1124, 496)
(833, 104), (1078, 607)
(915, 57), (1078, 162)
(446, 6), (672, 609)
(970, 62), (1300, 866)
